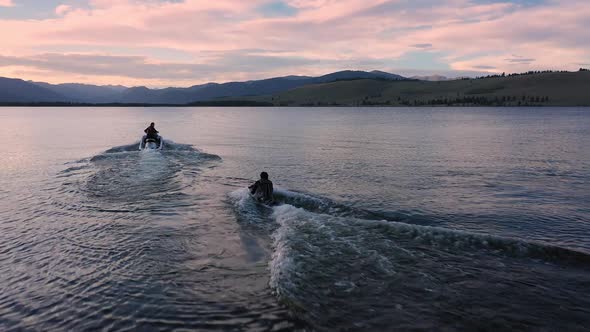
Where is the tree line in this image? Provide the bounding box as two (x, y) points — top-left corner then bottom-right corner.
(468, 68), (589, 80)
(355, 95), (551, 107)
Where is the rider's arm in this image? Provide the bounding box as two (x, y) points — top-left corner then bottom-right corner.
(249, 181), (258, 195)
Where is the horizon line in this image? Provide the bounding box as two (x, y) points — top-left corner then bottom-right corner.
(3, 68), (588, 90)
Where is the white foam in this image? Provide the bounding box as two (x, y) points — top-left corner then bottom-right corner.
(228, 188), (252, 209)
(137, 149), (167, 179)
(227, 188), (275, 225)
(274, 188), (327, 205)
(268, 204), (302, 296)
(228, 186), (590, 306)
(266, 196), (590, 306)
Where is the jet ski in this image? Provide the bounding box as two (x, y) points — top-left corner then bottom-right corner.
(249, 192), (279, 207)
(139, 135), (164, 150)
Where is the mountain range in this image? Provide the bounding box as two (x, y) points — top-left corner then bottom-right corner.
(0, 70), (406, 104)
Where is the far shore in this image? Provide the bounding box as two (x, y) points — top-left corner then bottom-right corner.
(1, 102), (589, 108)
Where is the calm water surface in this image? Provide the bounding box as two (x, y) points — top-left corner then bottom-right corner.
(1, 107), (589, 331)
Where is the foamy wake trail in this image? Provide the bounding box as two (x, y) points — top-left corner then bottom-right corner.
(57, 141), (221, 215)
(228, 188), (277, 228)
(230, 187), (590, 330)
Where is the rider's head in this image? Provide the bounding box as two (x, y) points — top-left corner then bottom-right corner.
(150, 122), (155, 127)
(260, 172), (269, 180)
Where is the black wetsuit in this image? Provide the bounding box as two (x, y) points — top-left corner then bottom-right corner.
(145, 126), (159, 139)
(249, 179), (274, 202)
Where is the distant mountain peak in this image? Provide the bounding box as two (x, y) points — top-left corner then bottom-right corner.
(0, 70), (408, 104)
(128, 86), (150, 91)
(0, 77), (66, 102)
(370, 70), (392, 75)
(316, 70), (405, 83)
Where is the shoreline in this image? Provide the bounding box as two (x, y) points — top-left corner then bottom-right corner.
(1, 103), (589, 107)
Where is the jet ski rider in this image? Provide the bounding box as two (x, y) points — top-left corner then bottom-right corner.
(249, 171), (274, 203)
(143, 122), (160, 145)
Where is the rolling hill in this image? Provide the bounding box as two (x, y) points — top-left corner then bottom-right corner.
(243, 71), (590, 106)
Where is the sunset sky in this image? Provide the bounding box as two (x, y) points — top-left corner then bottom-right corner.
(0, 0), (588, 87)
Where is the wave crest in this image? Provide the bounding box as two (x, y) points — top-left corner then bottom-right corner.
(230, 187), (590, 330)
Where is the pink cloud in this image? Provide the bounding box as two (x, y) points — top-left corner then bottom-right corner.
(0, 0), (588, 85)
(55, 5), (73, 16)
(0, 0), (13, 7)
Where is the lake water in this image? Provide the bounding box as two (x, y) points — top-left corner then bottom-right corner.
(1, 107), (589, 331)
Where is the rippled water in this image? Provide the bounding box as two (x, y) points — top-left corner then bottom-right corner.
(1, 107), (589, 331)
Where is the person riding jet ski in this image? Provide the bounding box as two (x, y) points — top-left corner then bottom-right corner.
(143, 122), (160, 144)
(145, 122), (159, 139)
(140, 122), (163, 149)
(249, 171), (274, 203)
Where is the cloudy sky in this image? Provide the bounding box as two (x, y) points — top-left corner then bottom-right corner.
(0, 0), (588, 87)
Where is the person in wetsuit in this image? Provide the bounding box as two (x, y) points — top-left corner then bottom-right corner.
(249, 172), (274, 203)
(143, 122), (160, 146)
